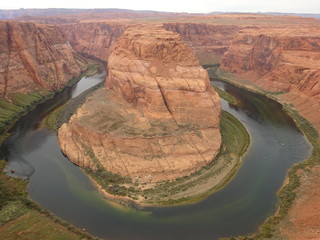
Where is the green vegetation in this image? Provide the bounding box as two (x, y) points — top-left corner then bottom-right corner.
(48, 78), (249, 206)
(0, 90), (54, 141)
(0, 61), (102, 145)
(215, 68), (320, 240)
(141, 110), (250, 206)
(212, 85), (238, 105)
(0, 60), (103, 239)
(0, 159), (97, 239)
(222, 110), (319, 240)
(79, 108), (250, 206)
(0, 160), (29, 215)
(0, 210), (84, 240)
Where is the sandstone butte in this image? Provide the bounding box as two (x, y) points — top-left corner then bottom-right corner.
(0, 20), (88, 99)
(58, 25), (222, 183)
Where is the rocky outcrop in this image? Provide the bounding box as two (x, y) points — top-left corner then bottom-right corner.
(60, 22), (126, 61)
(0, 21), (88, 98)
(59, 22), (240, 65)
(221, 28), (320, 130)
(58, 25), (221, 183)
(163, 23), (240, 65)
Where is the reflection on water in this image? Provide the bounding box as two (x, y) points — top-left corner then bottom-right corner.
(3, 76), (312, 240)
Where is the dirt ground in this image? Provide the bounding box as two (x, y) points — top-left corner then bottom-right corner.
(279, 165), (320, 240)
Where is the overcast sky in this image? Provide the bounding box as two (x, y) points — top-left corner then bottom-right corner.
(0, 0), (319, 14)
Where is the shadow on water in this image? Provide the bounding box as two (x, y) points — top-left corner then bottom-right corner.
(2, 76), (312, 240)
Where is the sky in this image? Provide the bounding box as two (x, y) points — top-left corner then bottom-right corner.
(0, 0), (319, 14)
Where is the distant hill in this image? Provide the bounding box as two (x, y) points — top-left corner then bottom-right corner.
(1, 8), (319, 21)
(209, 11), (320, 19)
(262, 12), (320, 19)
(0, 8), (182, 20)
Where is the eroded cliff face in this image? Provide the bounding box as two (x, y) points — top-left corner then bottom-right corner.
(163, 23), (240, 65)
(60, 22), (126, 61)
(221, 28), (320, 130)
(0, 21), (88, 98)
(58, 25), (221, 183)
(59, 21), (240, 65)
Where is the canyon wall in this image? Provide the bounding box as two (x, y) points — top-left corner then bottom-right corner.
(0, 21), (88, 98)
(59, 21), (240, 64)
(58, 25), (221, 183)
(221, 28), (320, 130)
(163, 23), (240, 64)
(60, 22), (126, 61)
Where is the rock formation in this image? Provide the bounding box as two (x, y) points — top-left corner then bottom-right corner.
(0, 21), (88, 98)
(60, 22), (126, 61)
(58, 25), (221, 183)
(58, 21), (240, 65)
(163, 23), (240, 65)
(221, 27), (320, 130)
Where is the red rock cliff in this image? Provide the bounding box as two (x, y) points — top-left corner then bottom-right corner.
(59, 21), (240, 65)
(60, 22), (126, 61)
(58, 25), (221, 183)
(221, 27), (320, 130)
(0, 21), (88, 98)
(163, 23), (240, 64)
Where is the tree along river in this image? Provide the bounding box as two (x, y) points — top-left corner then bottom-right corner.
(3, 73), (311, 240)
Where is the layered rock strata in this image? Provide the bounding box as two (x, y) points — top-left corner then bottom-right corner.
(214, 25), (320, 239)
(163, 23), (240, 64)
(58, 25), (221, 183)
(59, 21), (240, 65)
(221, 27), (320, 130)
(60, 22), (126, 61)
(0, 21), (87, 98)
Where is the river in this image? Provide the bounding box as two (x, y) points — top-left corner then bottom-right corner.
(2, 73), (312, 240)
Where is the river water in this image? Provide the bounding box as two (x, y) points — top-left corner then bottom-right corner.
(2, 74), (312, 240)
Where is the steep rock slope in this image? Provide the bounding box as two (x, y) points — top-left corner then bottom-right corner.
(59, 21), (240, 64)
(220, 27), (320, 239)
(221, 27), (320, 130)
(163, 23), (240, 64)
(60, 22), (126, 61)
(0, 21), (88, 98)
(58, 25), (221, 183)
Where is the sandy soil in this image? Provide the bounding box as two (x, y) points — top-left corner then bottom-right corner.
(279, 166), (320, 239)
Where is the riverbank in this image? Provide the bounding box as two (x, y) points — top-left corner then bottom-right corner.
(0, 158), (98, 240)
(210, 67), (320, 240)
(0, 60), (103, 240)
(0, 60), (102, 147)
(44, 70), (250, 207)
(55, 100), (249, 207)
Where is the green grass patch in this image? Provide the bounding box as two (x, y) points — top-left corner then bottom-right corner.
(0, 59), (104, 239)
(0, 160), (29, 210)
(0, 158), (98, 239)
(212, 85), (238, 105)
(0, 210), (93, 240)
(0, 59), (103, 142)
(0, 91), (53, 138)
